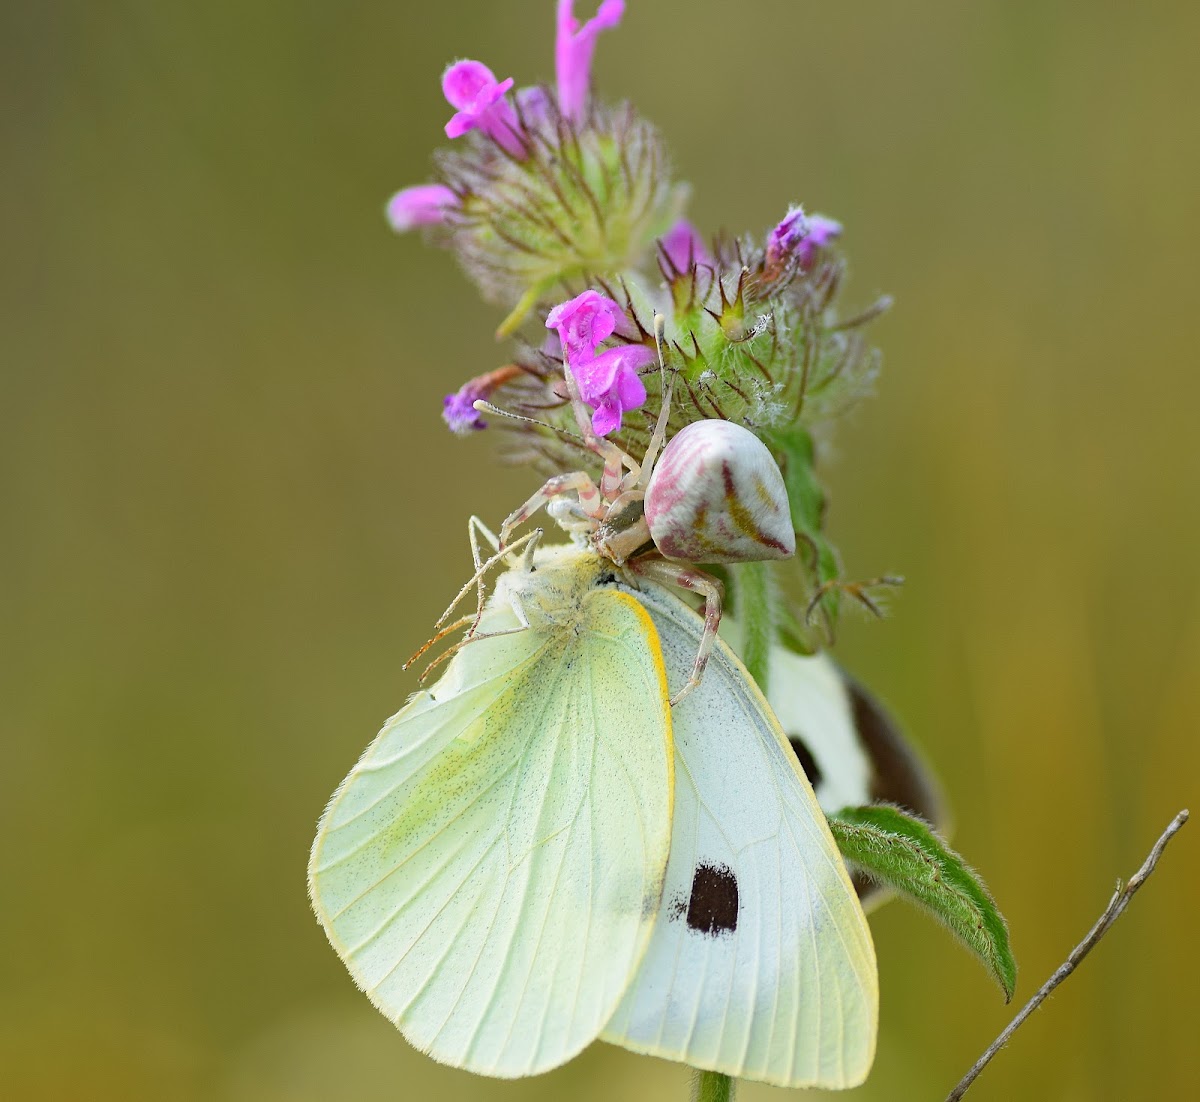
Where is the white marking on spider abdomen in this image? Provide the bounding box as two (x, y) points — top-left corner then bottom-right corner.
(645, 420), (795, 564)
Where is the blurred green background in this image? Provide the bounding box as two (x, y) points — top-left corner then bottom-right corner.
(3, 2), (1197, 1099)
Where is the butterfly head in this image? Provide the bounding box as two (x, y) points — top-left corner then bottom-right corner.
(494, 543), (610, 628)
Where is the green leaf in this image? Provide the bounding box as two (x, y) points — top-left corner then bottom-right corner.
(829, 805), (1017, 1001)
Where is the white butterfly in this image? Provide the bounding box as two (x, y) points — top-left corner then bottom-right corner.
(309, 536), (882, 1088)
(310, 319), (940, 1086)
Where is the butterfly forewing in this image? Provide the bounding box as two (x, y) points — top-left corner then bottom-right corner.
(602, 581), (878, 1089)
(309, 585), (673, 1078)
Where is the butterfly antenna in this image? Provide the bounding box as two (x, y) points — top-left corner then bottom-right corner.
(429, 529), (541, 633)
(638, 312), (674, 489)
(405, 529), (543, 674)
(403, 614), (474, 671)
(416, 623), (532, 685)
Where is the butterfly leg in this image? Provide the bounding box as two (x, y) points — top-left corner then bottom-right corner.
(499, 471), (605, 548)
(629, 556), (724, 706)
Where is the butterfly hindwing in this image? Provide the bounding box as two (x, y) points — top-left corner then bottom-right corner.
(602, 580), (878, 1089)
(309, 582), (673, 1078)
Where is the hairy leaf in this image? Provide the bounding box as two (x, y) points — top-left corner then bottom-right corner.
(830, 804), (1017, 1000)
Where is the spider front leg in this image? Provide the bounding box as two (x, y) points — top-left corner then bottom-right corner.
(499, 470), (605, 548)
(629, 556), (724, 707)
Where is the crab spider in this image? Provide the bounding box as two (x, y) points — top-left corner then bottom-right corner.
(492, 314), (797, 705)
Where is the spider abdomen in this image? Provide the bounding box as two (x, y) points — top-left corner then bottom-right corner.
(645, 420), (795, 564)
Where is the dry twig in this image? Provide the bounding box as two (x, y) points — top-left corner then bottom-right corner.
(945, 809), (1189, 1101)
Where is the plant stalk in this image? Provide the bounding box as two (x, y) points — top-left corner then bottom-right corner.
(691, 1069), (736, 1102)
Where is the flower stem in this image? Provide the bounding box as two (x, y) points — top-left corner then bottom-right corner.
(691, 1069), (737, 1102)
(736, 560), (774, 692)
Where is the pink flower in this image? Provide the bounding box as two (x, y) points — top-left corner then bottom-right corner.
(546, 289), (621, 362)
(442, 60), (524, 157)
(799, 213), (842, 264)
(766, 205), (842, 268)
(660, 218), (711, 270)
(574, 344), (652, 435)
(442, 388), (487, 434)
(766, 205), (810, 267)
(516, 85), (553, 131)
(441, 365), (522, 434)
(546, 290), (651, 435)
(556, 0), (625, 123)
(385, 184), (459, 232)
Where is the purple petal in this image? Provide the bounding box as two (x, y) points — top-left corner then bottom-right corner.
(766, 204), (809, 264)
(516, 85), (553, 130)
(385, 184), (458, 232)
(442, 60), (500, 110)
(766, 205), (842, 269)
(556, 0), (625, 122)
(441, 61), (523, 156)
(444, 110), (479, 140)
(801, 213), (842, 255)
(660, 219), (711, 270)
(615, 361), (647, 408)
(574, 344), (652, 435)
(440, 365), (523, 435)
(546, 289), (622, 364)
(591, 399), (622, 437)
(442, 389), (486, 434)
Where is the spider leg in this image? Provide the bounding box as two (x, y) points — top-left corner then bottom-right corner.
(499, 471), (604, 548)
(629, 556), (724, 706)
(469, 515), (500, 555)
(631, 312), (674, 493)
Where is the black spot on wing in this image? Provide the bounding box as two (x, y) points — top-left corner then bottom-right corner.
(680, 862), (739, 936)
(787, 735), (824, 788)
